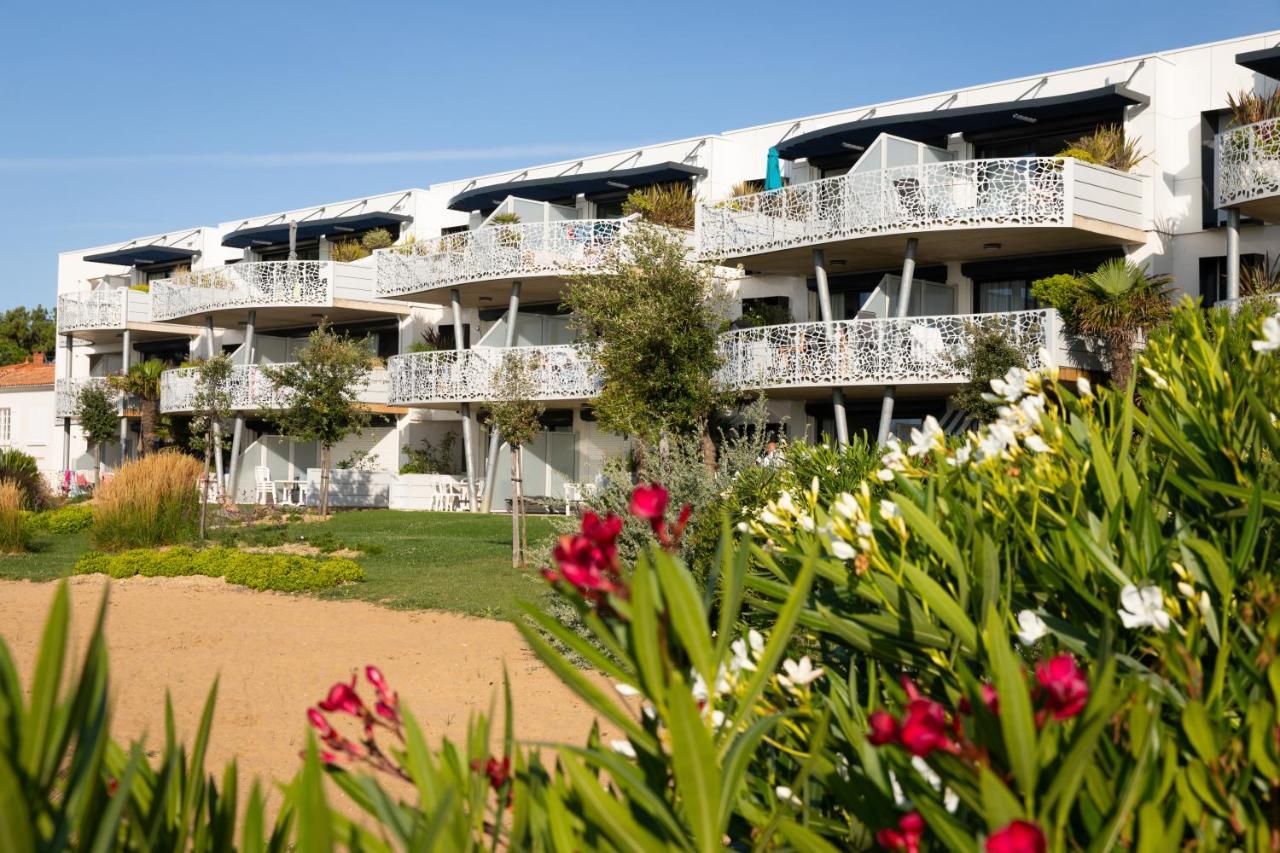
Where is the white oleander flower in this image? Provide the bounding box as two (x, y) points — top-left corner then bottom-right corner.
(1253, 314), (1280, 352)
(779, 656), (825, 691)
(947, 443), (973, 467)
(1076, 376), (1093, 398)
(1143, 368), (1169, 390)
(1118, 584), (1171, 633)
(611, 739), (637, 758)
(730, 629), (764, 674)
(833, 492), (859, 520)
(775, 785), (801, 806)
(907, 416), (945, 458)
(989, 366), (1031, 403)
(1024, 434), (1052, 454)
(828, 536), (857, 561)
(614, 683), (640, 697)
(879, 499), (900, 520)
(1016, 610), (1048, 645)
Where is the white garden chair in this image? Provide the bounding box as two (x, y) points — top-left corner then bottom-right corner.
(254, 466), (278, 505)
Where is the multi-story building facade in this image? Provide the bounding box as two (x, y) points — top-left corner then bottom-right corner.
(52, 30), (1280, 508)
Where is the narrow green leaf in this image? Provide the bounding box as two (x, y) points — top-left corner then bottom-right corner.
(665, 674), (722, 853)
(985, 608), (1037, 800)
(559, 752), (665, 852)
(902, 561), (977, 651)
(654, 550), (716, 691)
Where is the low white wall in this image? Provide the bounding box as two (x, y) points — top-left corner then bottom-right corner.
(388, 473), (464, 511)
(305, 469), (391, 508)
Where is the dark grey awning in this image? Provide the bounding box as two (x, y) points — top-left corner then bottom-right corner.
(776, 85), (1149, 160)
(222, 212), (412, 249)
(83, 245), (199, 267)
(447, 161), (707, 212)
(1237, 46), (1280, 80)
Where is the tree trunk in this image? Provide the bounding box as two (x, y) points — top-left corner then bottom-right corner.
(511, 446), (522, 569)
(1107, 330), (1135, 393)
(93, 444), (101, 488)
(140, 398), (158, 456)
(700, 425), (717, 473)
(199, 438), (213, 539)
(320, 445), (331, 516)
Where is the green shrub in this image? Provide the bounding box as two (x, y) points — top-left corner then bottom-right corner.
(26, 502), (94, 534)
(359, 227), (394, 251)
(73, 546), (363, 591)
(948, 322), (1032, 421)
(92, 450), (202, 550)
(0, 447), (51, 510)
(1029, 271), (1083, 315)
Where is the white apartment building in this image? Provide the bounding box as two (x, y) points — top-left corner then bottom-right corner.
(52, 30), (1280, 510)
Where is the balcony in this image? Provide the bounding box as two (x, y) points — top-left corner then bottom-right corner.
(697, 157), (1146, 273)
(375, 219), (632, 305)
(150, 260), (396, 329)
(57, 288), (172, 343)
(716, 311), (1063, 394)
(387, 345), (598, 407)
(1216, 118), (1280, 222)
(160, 363), (390, 414)
(55, 377), (121, 419)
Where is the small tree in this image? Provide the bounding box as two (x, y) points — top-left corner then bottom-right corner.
(948, 324), (1032, 422)
(261, 324), (372, 516)
(108, 359), (165, 455)
(565, 223), (727, 464)
(485, 352), (545, 568)
(187, 354), (234, 538)
(75, 382), (119, 486)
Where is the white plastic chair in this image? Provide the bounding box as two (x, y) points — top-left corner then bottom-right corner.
(254, 466), (277, 505)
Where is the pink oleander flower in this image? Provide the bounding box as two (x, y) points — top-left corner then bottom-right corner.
(308, 707), (337, 739)
(1035, 654), (1089, 721)
(986, 819), (1046, 853)
(897, 680), (958, 758)
(867, 709), (899, 746)
(958, 683), (1000, 717)
(876, 812), (925, 852)
(629, 482), (669, 525)
(318, 678), (366, 716)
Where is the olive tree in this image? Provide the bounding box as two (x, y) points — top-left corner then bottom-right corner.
(261, 324), (371, 516)
(485, 352), (545, 568)
(187, 353), (234, 538)
(74, 382), (119, 486)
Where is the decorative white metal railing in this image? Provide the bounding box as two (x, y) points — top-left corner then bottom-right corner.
(1216, 118), (1280, 210)
(387, 345), (599, 404)
(151, 261), (333, 321)
(715, 310), (1054, 390)
(55, 377), (121, 419)
(697, 157), (1073, 259)
(160, 363), (390, 413)
(375, 218), (632, 297)
(57, 290), (127, 333)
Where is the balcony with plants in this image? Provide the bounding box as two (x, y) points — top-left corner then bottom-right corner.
(697, 130), (1147, 273)
(1215, 90), (1280, 221)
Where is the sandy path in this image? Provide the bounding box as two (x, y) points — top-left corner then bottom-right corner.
(0, 575), (613, 813)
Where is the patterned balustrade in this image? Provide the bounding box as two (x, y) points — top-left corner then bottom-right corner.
(716, 310), (1054, 391)
(151, 261), (333, 321)
(697, 157), (1079, 259)
(376, 219), (631, 297)
(388, 345), (599, 404)
(57, 290), (127, 333)
(160, 363), (389, 414)
(1217, 118), (1280, 210)
(55, 377), (121, 418)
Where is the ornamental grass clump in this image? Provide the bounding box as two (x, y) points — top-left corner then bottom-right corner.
(92, 450), (202, 550)
(0, 479), (30, 553)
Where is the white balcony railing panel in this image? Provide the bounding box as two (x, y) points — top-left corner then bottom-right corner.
(696, 157), (1138, 260)
(57, 290), (127, 333)
(715, 311), (1054, 391)
(376, 219), (631, 297)
(160, 364), (390, 414)
(55, 377), (121, 418)
(388, 345), (598, 404)
(151, 261), (334, 321)
(1216, 118), (1280, 209)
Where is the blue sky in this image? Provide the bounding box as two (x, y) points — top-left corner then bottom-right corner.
(1, 0), (1276, 311)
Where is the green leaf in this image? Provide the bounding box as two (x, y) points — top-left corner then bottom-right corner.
(21, 581), (69, 779)
(1180, 701), (1218, 764)
(293, 735), (334, 853)
(891, 495), (966, 578)
(653, 550), (716, 692)
(559, 752), (666, 852)
(665, 673), (722, 852)
(902, 560), (977, 651)
(0, 751), (34, 853)
(985, 608), (1037, 800)
(979, 765), (1024, 830)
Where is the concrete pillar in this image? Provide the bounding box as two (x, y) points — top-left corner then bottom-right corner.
(119, 328), (131, 458)
(227, 309), (255, 501)
(481, 281), (521, 512)
(1226, 207), (1241, 303)
(877, 238), (919, 446)
(813, 249), (848, 446)
(61, 334), (72, 477)
(207, 315), (224, 493)
(451, 289), (478, 511)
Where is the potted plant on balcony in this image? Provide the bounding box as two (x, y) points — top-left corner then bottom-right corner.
(1056, 124), (1145, 172)
(622, 183), (696, 229)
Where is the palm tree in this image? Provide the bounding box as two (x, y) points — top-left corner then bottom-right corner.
(108, 359), (165, 456)
(1073, 259), (1173, 391)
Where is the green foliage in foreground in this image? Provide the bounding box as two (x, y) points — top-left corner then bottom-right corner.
(73, 546), (363, 592)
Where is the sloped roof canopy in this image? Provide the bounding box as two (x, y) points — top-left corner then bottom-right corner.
(222, 212), (412, 249)
(447, 162), (708, 213)
(1237, 46), (1280, 80)
(83, 246), (199, 267)
(775, 85), (1149, 160)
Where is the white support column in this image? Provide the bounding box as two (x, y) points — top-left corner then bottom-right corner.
(227, 309), (255, 501)
(1226, 208), (1241, 303)
(481, 281), (521, 512)
(119, 328), (131, 458)
(207, 315), (224, 492)
(451, 289), (478, 511)
(813, 249), (848, 447)
(61, 333), (73, 477)
(877, 238), (919, 446)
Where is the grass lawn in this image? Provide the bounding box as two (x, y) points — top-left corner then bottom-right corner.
(0, 511), (563, 622)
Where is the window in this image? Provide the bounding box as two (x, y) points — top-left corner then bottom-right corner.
(974, 279), (1039, 313)
(0, 408), (11, 444)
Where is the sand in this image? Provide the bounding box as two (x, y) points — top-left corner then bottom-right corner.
(0, 574), (614, 813)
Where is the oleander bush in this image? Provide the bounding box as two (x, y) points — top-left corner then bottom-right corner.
(0, 479), (30, 553)
(92, 450), (202, 550)
(73, 546), (364, 591)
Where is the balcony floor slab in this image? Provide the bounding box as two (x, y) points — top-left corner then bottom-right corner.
(157, 300), (411, 332)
